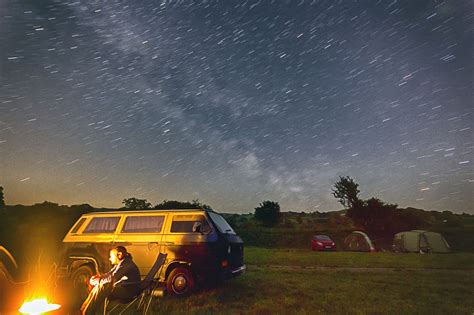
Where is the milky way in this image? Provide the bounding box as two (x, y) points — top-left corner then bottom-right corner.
(1, 0), (472, 213)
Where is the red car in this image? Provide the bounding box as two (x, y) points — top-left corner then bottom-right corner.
(311, 235), (336, 251)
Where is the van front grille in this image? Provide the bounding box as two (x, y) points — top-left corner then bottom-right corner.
(229, 244), (244, 267)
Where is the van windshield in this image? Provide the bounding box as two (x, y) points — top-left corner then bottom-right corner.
(208, 212), (235, 234)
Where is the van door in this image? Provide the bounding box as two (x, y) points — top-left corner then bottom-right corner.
(114, 214), (167, 277)
(161, 214), (215, 275)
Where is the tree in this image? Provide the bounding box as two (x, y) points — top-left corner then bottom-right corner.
(122, 197), (152, 210)
(191, 199), (213, 211)
(332, 176), (361, 209)
(347, 197), (408, 239)
(254, 200), (281, 226)
(154, 199), (213, 210)
(0, 186), (5, 209)
(332, 178), (434, 245)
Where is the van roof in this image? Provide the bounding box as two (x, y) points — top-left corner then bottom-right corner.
(83, 208), (215, 215)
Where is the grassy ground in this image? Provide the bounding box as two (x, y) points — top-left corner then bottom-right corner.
(4, 247), (473, 314)
(142, 248), (474, 315)
(245, 247), (474, 270)
(146, 269), (474, 315)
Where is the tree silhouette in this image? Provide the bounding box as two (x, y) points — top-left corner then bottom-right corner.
(332, 176), (361, 209)
(349, 198), (397, 236)
(332, 177), (432, 242)
(122, 197), (152, 210)
(153, 199), (212, 210)
(0, 186), (5, 209)
(254, 200), (281, 226)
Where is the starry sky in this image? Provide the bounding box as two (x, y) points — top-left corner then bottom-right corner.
(1, 0), (472, 213)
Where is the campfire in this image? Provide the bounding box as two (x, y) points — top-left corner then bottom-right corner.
(19, 298), (61, 315)
(1, 245), (63, 315)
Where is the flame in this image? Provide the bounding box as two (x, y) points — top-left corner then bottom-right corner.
(18, 298), (61, 315)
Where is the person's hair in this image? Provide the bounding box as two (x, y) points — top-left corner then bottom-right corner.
(114, 246), (132, 259)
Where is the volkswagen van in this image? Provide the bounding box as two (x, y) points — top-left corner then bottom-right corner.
(59, 209), (245, 296)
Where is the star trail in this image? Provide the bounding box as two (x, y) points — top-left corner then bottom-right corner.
(1, 0), (472, 213)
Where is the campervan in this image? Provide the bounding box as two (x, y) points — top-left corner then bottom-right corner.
(59, 209), (245, 296)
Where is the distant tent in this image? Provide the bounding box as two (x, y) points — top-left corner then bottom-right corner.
(343, 231), (376, 252)
(392, 230), (450, 253)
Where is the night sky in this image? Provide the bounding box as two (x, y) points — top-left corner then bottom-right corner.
(1, 0), (472, 213)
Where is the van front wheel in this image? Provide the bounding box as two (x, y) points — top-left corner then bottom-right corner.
(166, 267), (195, 296)
(71, 265), (94, 301)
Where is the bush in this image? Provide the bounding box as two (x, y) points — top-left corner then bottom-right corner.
(254, 201), (281, 227)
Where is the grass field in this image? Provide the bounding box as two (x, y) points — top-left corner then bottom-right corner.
(245, 247), (474, 270)
(149, 268), (473, 315)
(3, 247), (473, 314)
(141, 248), (474, 315)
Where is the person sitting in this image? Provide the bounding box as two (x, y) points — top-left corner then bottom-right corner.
(80, 246), (141, 315)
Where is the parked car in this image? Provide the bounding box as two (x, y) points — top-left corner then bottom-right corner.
(311, 235), (336, 251)
(58, 209), (245, 297)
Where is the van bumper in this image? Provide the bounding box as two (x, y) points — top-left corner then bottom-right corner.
(224, 265), (246, 278)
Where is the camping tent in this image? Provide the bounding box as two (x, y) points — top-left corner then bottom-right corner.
(392, 230), (450, 253)
(343, 231), (376, 252)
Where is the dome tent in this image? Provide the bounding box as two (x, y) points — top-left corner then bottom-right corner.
(343, 231), (376, 252)
(392, 230), (450, 253)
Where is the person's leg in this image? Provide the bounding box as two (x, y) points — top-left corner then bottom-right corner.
(80, 282), (112, 315)
(109, 285), (138, 302)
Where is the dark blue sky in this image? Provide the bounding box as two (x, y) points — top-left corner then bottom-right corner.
(1, 0), (472, 213)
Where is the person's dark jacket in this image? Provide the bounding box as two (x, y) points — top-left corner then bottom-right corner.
(101, 256), (141, 297)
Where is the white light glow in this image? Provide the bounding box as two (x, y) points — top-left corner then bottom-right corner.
(19, 298), (61, 315)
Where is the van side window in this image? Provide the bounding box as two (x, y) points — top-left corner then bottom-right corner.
(83, 217), (120, 233)
(171, 215), (211, 233)
(70, 218), (87, 234)
(122, 216), (165, 233)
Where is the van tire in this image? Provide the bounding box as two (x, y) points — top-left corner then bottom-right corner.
(71, 265), (94, 301)
(166, 267), (195, 296)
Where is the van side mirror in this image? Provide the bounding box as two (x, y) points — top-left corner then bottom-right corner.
(192, 222), (202, 233)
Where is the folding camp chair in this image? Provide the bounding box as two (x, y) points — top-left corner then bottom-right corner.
(104, 252), (167, 315)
